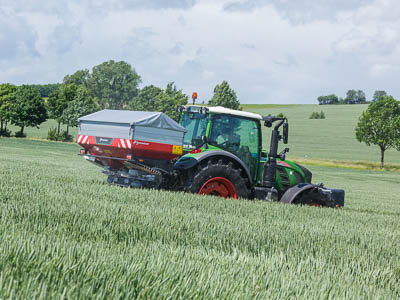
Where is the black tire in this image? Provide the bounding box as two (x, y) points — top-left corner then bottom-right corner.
(185, 158), (251, 199)
(280, 184), (323, 206)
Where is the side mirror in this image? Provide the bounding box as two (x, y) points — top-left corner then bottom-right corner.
(264, 120), (272, 128)
(263, 115), (275, 128)
(283, 123), (289, 144)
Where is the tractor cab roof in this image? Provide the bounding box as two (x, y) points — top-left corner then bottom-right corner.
(184, 105), (263, 121)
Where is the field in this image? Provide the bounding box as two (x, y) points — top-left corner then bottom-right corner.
(7, 119), (78, 140)
(1, 136), (400, 298)
(242, 104), (400, 165)
(7, 104), (400, 167)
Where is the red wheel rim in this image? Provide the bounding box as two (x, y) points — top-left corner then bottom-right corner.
(199, 177), (237, 199)
(308, 202), (321, 207)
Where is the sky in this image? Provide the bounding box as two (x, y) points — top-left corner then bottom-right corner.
(1, 0), (400, 104)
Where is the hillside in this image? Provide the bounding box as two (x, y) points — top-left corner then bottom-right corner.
(6, 104), (400, 166)
(243, 104), (400, 165)
(0, 138), (399, 298)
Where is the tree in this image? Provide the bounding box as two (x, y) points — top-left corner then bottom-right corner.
(30, 83), (61, 98)
(345, 90), (357, 104)
(345, 89), (366, 104)
(0, 83), (17, 132)
(62, 86), (98, 133)
(356, 90), (366, 104)
(331, 94), (339, 104)
(309, 111), (326, 119)
(129, 85), (163, 111)
(63, 69), (89, 87)
(372, 90), (387, 102)
(129, 82), (188, 121)
(317, 94), (338, 105)
(155, 82), (188, 121)
(208, 81), (241, 110)
(47, 84), (77, 134)
(87, 60), (141, 110)
(9, 85), (47, 136)
(355, 96), (400, 168)
(48, 83), (98, 136)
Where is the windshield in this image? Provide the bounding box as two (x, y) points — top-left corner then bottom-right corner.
(180, 112), (208, 148)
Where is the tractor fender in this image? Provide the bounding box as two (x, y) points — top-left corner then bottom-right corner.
(174, 150), (253, 185)
(280, 183), (317, 204)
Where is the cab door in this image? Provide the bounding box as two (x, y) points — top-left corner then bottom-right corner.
(209, 115), (260, 181)
(231, 118), (260, 181)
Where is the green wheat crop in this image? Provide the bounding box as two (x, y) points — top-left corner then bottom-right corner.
(0, 138), (399, 299)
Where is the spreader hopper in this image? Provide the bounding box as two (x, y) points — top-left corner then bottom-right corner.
(77, 110), (186, 170)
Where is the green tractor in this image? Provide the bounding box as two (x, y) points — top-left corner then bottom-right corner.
(77, 105), (344, 207)
(172, 105), (344, 207)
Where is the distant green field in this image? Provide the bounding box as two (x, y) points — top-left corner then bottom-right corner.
(5, 103), (400, 165)
(242, 104), (400, 165)
(7, 120), (78, 139)
(1, 138), (399, 298)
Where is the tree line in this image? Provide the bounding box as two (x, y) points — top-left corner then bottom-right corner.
(318, 90), (387, 105)
(1, 61), (399, 168)
(0, 60), (241, 139)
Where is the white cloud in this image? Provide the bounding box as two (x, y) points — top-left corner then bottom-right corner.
(0, 0), (400, 103)
(370, 63), (397, 77)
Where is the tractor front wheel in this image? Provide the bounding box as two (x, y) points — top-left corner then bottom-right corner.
(186, 159), (250, 199)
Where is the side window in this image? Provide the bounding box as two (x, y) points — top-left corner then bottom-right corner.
(232, 118), (259, 178)
(210, 116), (228, 144)
(234, 119), (259, 155)
(210, 115), (259, 178)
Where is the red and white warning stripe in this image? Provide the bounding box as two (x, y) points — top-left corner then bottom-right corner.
(77, 134), (90, 145)
(77, 135), (132, 148)
(118, 139), (131, 149)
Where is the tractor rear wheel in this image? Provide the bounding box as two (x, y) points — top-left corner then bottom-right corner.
(186, 159), (250, 199)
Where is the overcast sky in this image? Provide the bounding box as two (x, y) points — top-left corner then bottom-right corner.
(1, 0), (399, 104)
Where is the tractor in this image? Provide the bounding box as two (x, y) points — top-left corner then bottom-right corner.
(77, 106), (344, 207)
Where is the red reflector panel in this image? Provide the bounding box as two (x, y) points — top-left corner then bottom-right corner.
(190, 149), (202, 154)
(126, 154), (133, 160)
(80, 149), (87, 155)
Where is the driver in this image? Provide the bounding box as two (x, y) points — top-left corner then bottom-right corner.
(210, 121), (231, 146)
(216, 127), (230, 145)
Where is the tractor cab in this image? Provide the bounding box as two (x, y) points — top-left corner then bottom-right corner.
(178, 105), (263, 181)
